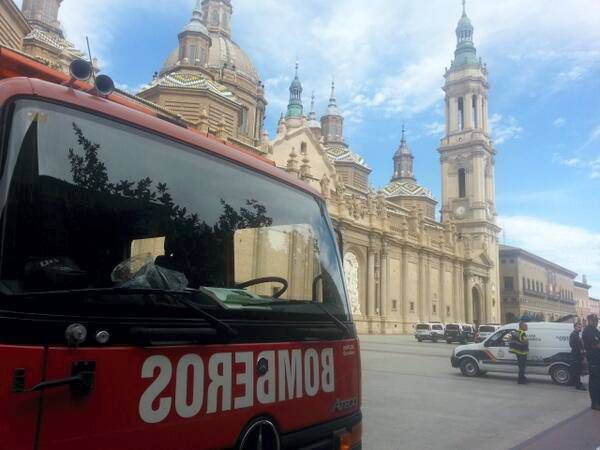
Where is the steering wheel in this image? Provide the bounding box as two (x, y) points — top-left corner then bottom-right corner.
(235, 276), (288, 298)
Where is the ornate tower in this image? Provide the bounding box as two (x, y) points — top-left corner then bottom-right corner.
(178, 1), (212, 68)
(201, 0), (232, 37)
(21, 0), (62, 35)
(439, 0), (501, 324)
(392, 124), (415, 182)
(321, 80), (344, 146)
(286, 62), (303, 119)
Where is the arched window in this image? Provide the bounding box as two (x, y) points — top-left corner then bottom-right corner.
(189, 45), (197, 64)
(458, 168), (466, 198)
(300, 142), (307, 154)
(457, 97), (464, 130)
(472, 95), (478, 128)
(211, 10), (220, 26)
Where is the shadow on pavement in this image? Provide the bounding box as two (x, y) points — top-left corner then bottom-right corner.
(512, 408), (600, 450)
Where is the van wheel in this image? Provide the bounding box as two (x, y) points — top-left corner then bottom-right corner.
(550, 365), (572, 385)
(460, 359), (479, 377)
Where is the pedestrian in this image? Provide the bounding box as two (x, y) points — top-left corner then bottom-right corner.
(582, 314), (600, 411)
(569, 321), (586, 391)
(509, 321), (529, 384)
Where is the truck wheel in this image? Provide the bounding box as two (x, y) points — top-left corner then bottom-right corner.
(550, 365), (571, 385)
(460, 358), (479, 377)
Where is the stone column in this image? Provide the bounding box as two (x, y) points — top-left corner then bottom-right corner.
(445, 99), (450, 136)
(465, 93), (473, 129)
(465, 277), (473, 323)
(380, 243), (388, 323)
(439, 258), (445, 321)
(401, 247), (408, 332)
(367, 248), (376, 318)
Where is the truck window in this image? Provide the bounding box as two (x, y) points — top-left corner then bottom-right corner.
(0, 100), (350, 337)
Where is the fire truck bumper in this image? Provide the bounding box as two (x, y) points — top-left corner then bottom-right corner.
(280, 410), (362, 450)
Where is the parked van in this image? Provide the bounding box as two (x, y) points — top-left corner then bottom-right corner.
(415, 323), (445, 342)
(451, 322), (578, 385)
(445, 323), (472, 344)
(475, 324), (501, 342)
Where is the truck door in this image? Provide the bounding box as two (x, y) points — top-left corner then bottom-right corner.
(35, 345), (207, 450)
(0, 345), (45, 450)
(481, 329), (517, 373)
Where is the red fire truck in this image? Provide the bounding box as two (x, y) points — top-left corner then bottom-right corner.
(0, 46), (362, 450)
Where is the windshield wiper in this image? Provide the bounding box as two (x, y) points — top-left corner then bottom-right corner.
(259, 300), (352, 338)
(6, 287), (237, 337)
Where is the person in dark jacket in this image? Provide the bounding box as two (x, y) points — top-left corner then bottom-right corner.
(582, 314), (600, 410)
(569, 321), (586, 390)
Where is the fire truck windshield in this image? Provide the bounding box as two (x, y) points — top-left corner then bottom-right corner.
(0, 100), (350, 334)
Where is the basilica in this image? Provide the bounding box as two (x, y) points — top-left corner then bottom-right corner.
(267, 3), (501, 333)
(0, 0), (502, 333)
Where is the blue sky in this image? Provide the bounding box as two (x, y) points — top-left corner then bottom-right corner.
(15, 0), (600, 295)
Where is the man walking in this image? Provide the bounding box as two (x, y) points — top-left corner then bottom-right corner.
(569, 321), (586, 390)
(509, 321), (529, 384)
(582, 314), (600, 410)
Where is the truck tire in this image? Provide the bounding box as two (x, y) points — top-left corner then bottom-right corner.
(550, 364), (572, 386)
(460, 358), (480, 377)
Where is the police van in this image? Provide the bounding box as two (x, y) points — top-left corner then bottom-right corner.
(451, 322), (577, 385)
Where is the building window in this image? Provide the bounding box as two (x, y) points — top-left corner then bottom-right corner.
(504, 277), (514, 291)
(392, 300), (397, 311)
(189, 45), (197, 64)
(446, 306), (451, 316)
(199, 48), (207, 65)
(211, 10), (220, 26)
(458, 168), (466, 198)
(522, 277), (526, 290)
(433, 304), (437, 314)
(410, 302), (415, 313)
(472, 95), (478, 128)
(457, 97), (464, 130)
(239, 108), (248, 134)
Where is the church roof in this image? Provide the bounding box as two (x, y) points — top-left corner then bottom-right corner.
(181, 1), (209, 35)
(325, 144), (369, 169)
(382, 180), (434, 200)
(23, 26), (83, 58)
(143, 71), (240, 104)
(161, 35), (259, 82)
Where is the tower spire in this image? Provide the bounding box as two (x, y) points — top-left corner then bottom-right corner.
(392, 123), (415, 182)
(327, 78), (339, 115)
(462, 0), (466, 15)
(286, 61), (303, 118)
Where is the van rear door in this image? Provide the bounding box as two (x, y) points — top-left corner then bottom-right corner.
(0, 345), (45, 450)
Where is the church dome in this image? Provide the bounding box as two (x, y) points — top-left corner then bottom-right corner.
(161, 35), (259, 82)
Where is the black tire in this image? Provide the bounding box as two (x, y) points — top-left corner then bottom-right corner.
(446, 340), (452, 344)
(460, 358), (480, 377)
(417, 338), (422, 342)
(550, 364), (572, 385)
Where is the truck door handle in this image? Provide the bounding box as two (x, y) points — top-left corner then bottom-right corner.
(12, 361), (95, 396)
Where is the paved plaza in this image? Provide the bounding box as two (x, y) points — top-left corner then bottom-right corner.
(360, 335), (597, 450)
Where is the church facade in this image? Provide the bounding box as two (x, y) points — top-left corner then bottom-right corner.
(268, 3), (501, 333)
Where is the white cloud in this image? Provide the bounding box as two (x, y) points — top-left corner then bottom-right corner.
(499, 216), (600, 296)
(553, 117), (566, 127)
(424, 121), (445, 136)
(489, 114), (524, 145)
(557, 156), (600, 179)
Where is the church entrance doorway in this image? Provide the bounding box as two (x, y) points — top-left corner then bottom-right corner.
(472, 286), (483, 325)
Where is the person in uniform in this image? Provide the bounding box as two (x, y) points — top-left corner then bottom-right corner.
(569, 321), (586, 390)
(509, 321), (529, 384)
(582, 314), (600, 410)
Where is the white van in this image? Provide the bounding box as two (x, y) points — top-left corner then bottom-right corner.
(415, 323), (445, 342)
(475, 324), (501, 342)
(450, 322), (578, 385)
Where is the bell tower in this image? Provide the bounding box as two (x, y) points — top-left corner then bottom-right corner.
(439, 0), (501, 324)
(21, 0), (63, 35)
